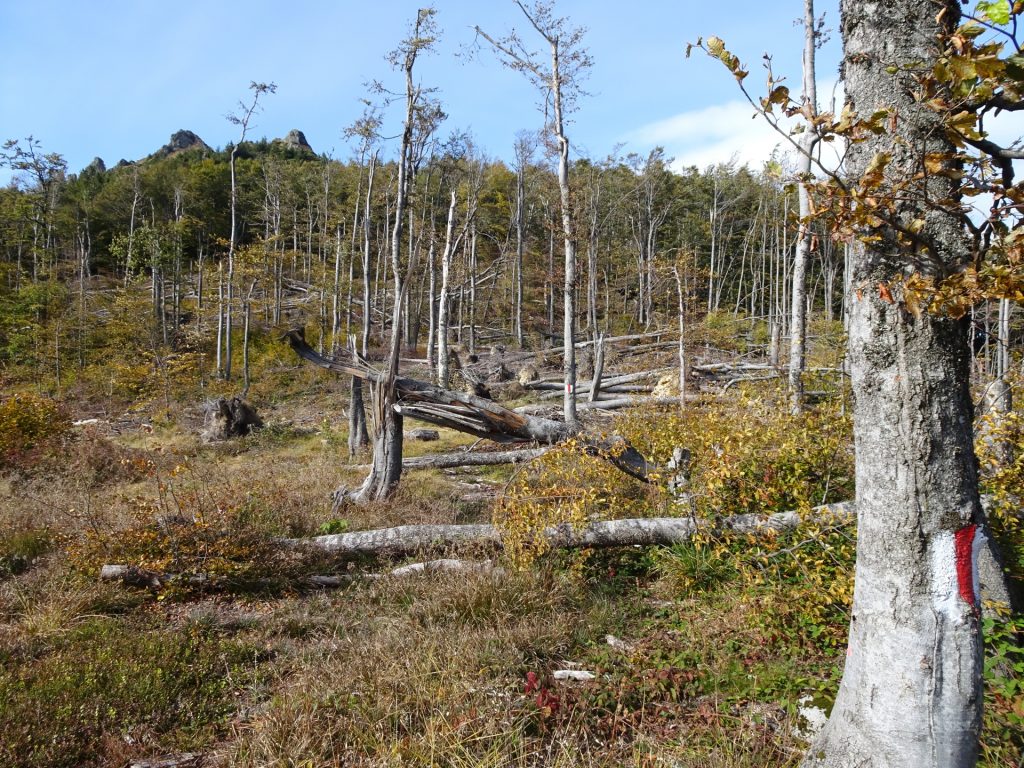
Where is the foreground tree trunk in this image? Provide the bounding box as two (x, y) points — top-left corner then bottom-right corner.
(806, 1), (983, 765)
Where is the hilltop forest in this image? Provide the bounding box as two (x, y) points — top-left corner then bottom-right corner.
(0, 2), (1022, 768)
(0, 126), (841, 404)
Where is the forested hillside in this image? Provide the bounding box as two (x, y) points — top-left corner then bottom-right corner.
(1, 2), (1022, 768)
(0, 125), (846, 406)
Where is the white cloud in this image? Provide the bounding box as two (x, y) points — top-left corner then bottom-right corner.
(626, 79), (846, 174)
(627, 100), (790, 171)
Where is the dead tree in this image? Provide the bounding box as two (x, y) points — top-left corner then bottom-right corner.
(284, 328), (653, 485)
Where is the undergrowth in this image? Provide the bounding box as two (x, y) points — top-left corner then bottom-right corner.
(0, 610), (265, 768)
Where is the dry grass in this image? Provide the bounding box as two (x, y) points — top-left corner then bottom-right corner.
(0, 385), (1016, 768)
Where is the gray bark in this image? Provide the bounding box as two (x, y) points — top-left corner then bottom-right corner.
(354, 12), (433, 503)
(285, 329), (654, 483)
(398, 447), (549, 470)
(788, 0), (819, 415)
(347, 335), (369, 455)
(588, 332), (605, 403)
(286, 502), (855, 557)
(436, 190), (460, 388)
(804, 2), (983, 765)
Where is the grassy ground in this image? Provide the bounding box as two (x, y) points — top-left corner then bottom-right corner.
(0, 375), (1020, 768)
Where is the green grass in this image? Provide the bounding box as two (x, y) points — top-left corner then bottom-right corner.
(0, 613), (266, 768)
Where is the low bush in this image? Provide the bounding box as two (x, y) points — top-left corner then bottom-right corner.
(0, 393), (71, 472)
(620, 391), (854, 518)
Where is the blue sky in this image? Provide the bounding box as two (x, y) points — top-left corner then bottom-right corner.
(1, 1), (843, 180)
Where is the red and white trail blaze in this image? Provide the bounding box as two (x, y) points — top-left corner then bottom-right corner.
(932, 523), (986, 617)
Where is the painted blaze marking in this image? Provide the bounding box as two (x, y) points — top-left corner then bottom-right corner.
(931, 524), (985, 619)
(954, 524), (978, 609)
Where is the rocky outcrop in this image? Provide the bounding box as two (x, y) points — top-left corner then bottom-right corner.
(151, 130), (212, 159)
(84, 157), (106, 174)
(278, 129), (314, 154)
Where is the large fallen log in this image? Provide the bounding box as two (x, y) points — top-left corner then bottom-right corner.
(351, 447), (551, 471)
(286, 329), (569, 445)
(100, 559), (504, 590)
(282, 502), (856, 557)
(578, 396), (687, 411)
(308, 558), (503, 587)
(284, 329), (654, 482)
(402, 447), (549, 469)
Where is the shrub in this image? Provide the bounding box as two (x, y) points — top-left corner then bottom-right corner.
(67, 460), (317, 593)
(619, 391), (854, 518)
(975, 407), (1024, 591)
(495, 436), (655, 567)
(0, 393), (71, 472)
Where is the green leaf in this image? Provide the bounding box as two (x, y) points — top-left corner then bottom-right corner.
(978, 0), (1011, 25)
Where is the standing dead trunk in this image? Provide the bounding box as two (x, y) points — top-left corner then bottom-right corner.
(349, 9), (436, 504)
(513, 133), (532, 348)
(425, 236), (437, 372)
(361, 152), (378, 360)
(241, 279), (257, 394)
(673, 265), (687, 409)
(436, 189), (461, 388)
(588, 332), (605, 403)
(347, 335), (369, 455)
(788, 0), (819, 415)
(474, 3), (589, 428)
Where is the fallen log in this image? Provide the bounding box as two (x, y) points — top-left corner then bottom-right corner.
(99, 564), (209, 589)
(129, 755), (203, 768)
(285, 329), (571, 445)
(287, 522), (503, 556)
(504, 331), (666, 362)
(401, 447), (550, 470)
(283, 502), (855, 557)
(101, 559), (503, 591)
(538, 383), (653, 400)
(284, 329), (654, 482)
(524, 369), (668, 391)
(618, 340), (679, 355)
(351, 447), (551, 471)
(578, 396), (686, 411)
(308, 558), (502, 587)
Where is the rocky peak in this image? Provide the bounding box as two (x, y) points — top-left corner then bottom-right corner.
(152, 130), (211, 159)
(279, 129), (313, 153)
(84, 157), (106, 174)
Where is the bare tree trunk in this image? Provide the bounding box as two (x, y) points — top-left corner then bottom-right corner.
(361, 152), (378, 359)
(437, 189), (461, 388)
(426, 237), (437, 372)
(804, 2), (982, 764)
(513, 134), (531, 348)
(588, 332), (605, 403)
(288, 502), (855, 557)
(788, 0), (819, 415)
(673, 265), (687, 409)
(215, 262), (224, 377)
(351, 10), (436, 503)
(347, 335), (369, 455)
(468, 223), (478, 357)
(241, 279), (257, 393)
